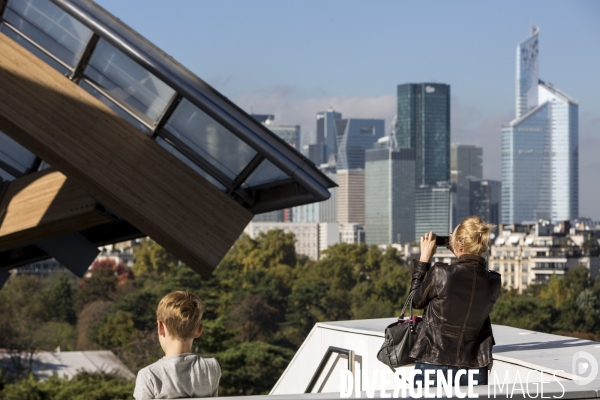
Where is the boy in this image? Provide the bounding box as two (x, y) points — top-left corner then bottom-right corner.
(134, 291), (221, 399)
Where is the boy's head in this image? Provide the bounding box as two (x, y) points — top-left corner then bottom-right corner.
(156, 291), (204, 341)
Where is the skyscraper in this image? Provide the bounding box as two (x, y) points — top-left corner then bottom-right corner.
(396, 83), (450, 186)
(470, 180), (501, 226)
(415, 182), (455, 240)
(502, 26), (579, 223)
(316, 109), (342, 163)
(337, 169), (365, 225)
(365, 147), (415, 245)
(451, 144), (483, 226)
(336, 118), (385, 170)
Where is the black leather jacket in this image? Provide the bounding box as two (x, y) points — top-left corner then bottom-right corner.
(409, 254), (502, 367)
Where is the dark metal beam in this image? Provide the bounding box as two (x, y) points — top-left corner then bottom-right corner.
(69, 33), (99, 83)
(35, 232), (99, 277)
(230, 154), (264, 193)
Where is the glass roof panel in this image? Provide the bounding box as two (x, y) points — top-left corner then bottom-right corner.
(79, 80), (151, 134)
(156, 137), (225, 191)
(243, 159), (290, 188)
(164, 99), (257, 180)
(0, 24), (70, 75)
(0, 168), (16, 183)
(4, 0), (92, 67)
(85, 39), (176, 122)
(0, 131), (37, 174)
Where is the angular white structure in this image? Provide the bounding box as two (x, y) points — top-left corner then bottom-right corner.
(502, 26), (578, 224)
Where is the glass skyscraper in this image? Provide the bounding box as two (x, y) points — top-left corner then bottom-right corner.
(415, 182), (455, 240)
(336, 118), (385, 170)
(316, 109), (342, 163)
(396, 83), (450, 186)
(502, 26), (578, 224)
(365, 147), (415, 245)
(451, 144), (483, 227)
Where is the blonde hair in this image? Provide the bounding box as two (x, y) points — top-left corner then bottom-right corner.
(156, 291), (204, 340)
(451, 216), (496, 256)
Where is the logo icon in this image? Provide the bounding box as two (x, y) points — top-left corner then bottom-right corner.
(425, 86), (435, 93)
(572, 351), (598, 385)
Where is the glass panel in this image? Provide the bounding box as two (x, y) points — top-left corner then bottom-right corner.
(156, 138), (225, 191)
(0, 24), (70, 74)
(164, 99), (257, 179)
(79, 80), (151, 134)
(85, 39), (175, 122)
(0, 168), (16, 183)
(243, 159), (289, 188)
(0, 131), (37, 173)
(4, 0), (92, 67)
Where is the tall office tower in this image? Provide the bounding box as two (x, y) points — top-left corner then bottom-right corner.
(336, 118), (385, 170)
(516, 25), (539, 119)
(415, 182), (455, 239)
(306, 143), (326, 166)
(251, 114), (301, 149)
(396, 83), (450, 186)
(470, 180), (502, 226)
(502, 26), (579, 223)
(365, 147), (415, 245)
(451, 145), (483, 226)
(337, 169), (365, 225)
(316, 109), (342, 162)
(292, 157), (337, 223)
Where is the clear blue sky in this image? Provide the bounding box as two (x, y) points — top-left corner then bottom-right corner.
(96, 0), (600, 219)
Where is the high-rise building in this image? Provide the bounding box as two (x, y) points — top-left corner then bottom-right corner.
(502, 26), (579, 224)
(470, 180), (502, 226)
(396, 83), (450, 186)
(336, 118), (385, 170)
(451, 144), (483, 226)
(337, 169), (365, 225)
(292, 157), (337, 223)
(365, 147), (415, 245)
(316, 109), (342, 162)
(415, 182), (455, 239)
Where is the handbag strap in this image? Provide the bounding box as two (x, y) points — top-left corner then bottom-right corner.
(398, 290), (415, 320)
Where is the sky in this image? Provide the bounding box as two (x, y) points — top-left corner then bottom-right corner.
(95, 0), (600, 219)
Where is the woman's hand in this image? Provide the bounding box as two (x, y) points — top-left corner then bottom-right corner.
(419, 231), (437, 263)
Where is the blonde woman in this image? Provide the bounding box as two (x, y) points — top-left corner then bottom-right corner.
(411, 216), (501, 387)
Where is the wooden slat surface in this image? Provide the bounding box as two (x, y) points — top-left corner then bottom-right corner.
(0, 33), (253, 276)
(0, 169), (113, 250)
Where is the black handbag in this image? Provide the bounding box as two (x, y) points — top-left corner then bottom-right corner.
(376, 290), (423, 372)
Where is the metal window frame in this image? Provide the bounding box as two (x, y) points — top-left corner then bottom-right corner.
(305, 346), (355, 393)
(0, 159), (23, 179)
(0, 19), (74, 72)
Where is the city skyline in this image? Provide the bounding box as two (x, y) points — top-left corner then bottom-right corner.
(94, 0), (600, 219)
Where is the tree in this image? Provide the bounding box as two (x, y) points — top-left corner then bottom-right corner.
(0, 371), (134, 400)
(228, 294), (278, 342)
(133, 238), (178, 277)
(48, 275), (76, 325)
(76, 261), (119, 309)
(216, 341), (294, 396)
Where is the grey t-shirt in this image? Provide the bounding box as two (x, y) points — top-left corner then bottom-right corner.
(133, 353), (221, 399)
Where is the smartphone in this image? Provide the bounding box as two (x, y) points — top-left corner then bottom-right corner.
(435, 236), (450, 246)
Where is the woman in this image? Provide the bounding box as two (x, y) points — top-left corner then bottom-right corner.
(411, 216), (501, 387)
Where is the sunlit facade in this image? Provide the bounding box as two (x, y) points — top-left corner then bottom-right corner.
(502, 26), (578, 224)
